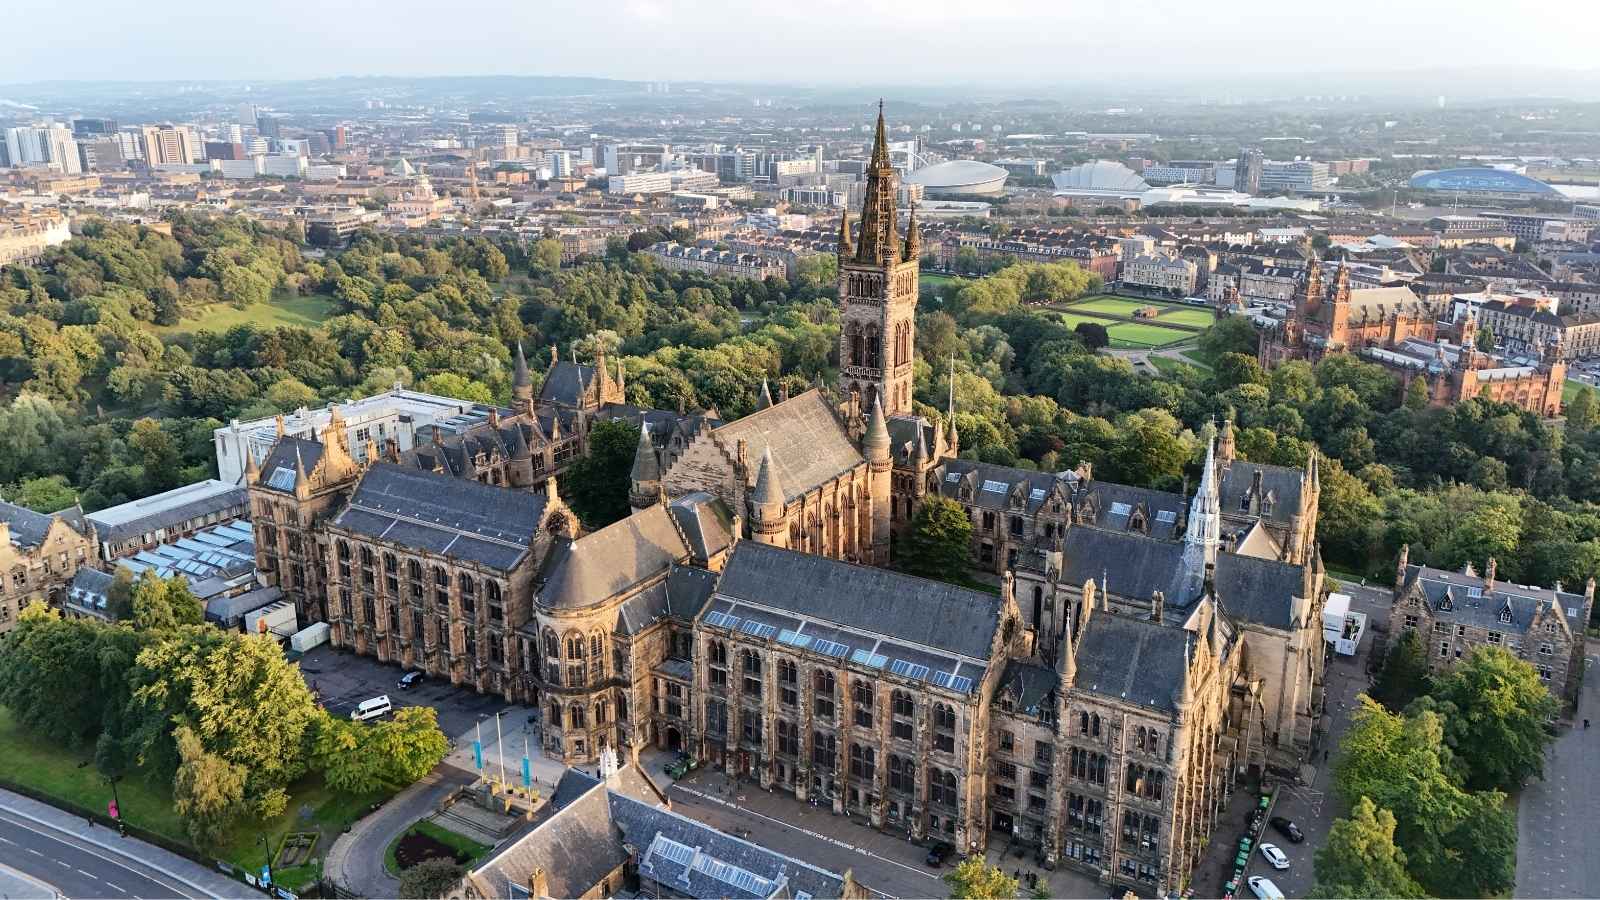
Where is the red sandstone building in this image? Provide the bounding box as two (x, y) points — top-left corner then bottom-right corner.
(1259, 263), (1564, 416)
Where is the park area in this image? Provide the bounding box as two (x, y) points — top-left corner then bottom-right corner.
(1053, 294), (1211, 348)
(153, 291), (337, 336)
(0, 705), (387, 893)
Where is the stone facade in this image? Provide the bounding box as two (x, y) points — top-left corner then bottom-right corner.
(0, 500), (95, 632)
(1390, 550), (1592, 706)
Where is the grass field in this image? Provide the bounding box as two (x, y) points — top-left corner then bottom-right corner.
(155, 291), (337, 336)
(1057, 312), (1192, 349)
(1147, 356), (1206, 376)
(1565, 378), (1593, 404)
(1067, 295), (1214, 328)
(0, 704), (387, 891)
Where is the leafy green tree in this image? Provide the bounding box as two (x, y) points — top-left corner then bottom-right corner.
(561, 419), (639, 529)
(532, 239), (562, 271)
(0, 605), (107, 745)
(131, 571), (205, 631)
(943, 857), (1018, 899)
(313, 706), (450, 794)
(1566, 385), (1597, 433)
(6, 475), (77, 512)
(901, 496), (975, 581)
(1073, 321), (1109, 350)
(1198, 316), (1259, 360)
(417, 372), (493, 404)
(1476, 325), (1495, 352)
(1103, 416), (1190, 489)
(1423, 790), (1517, 898)
(372, 706), (452, 785)
(1403, 376), (1430, 411)
(1309, 797), (1426, 899)
(397, 858), (465, 899)
(1214, 352), (1266, 390)
(1429, 646), (1556, 790)
(1333, 696), (1467, 856)
(172, 723), (246, 849)
(1370, 630), (1430, 711)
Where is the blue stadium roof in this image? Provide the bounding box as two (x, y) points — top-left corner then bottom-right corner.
(1409, 168), (1560, 195)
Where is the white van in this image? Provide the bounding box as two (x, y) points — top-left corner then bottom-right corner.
(350, 695), (393, 721)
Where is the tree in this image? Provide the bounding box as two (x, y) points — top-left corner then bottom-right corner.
(6, 475), (77, 512)
(1476, 325), (1495, 352)
(1429, 646), (1556, 791)
(416, 373), (493, 405)
(397, 858), (465, 899)
(1370, 630), (1429, 711)
(1214, 352), (1266, 390)
(131, 571), (205, 631)
(1073, 321), (1109, 350)
(943, 857), (1018, 899)
(901, 496), (975, 581)
(1333, 697), (1468, 856)
(1403, 376), (1430, 411)
(371, 706), (452, 786)
(1198, 316), (1258, 359)
(532, 238), (562, 271)
(315, 706), (451, 794)
(172, 724), (246, 849)
(560, 419), (639, 528)
(1310, 797), (1426, 899)
(1424, 790), (1518, 898)
(1567, 385), (1597, 433)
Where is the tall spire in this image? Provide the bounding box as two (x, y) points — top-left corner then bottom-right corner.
(1178, 437), (1221, 603)
(854, 100), (899, 267)
(837, 212), (853, 258)
(945, 362), (959, 448)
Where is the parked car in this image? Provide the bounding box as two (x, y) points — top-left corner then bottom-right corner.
(350, 695), (392, 721)
(397, 671), (424, 691)
(1259, 843), (1290, 870)
(1247, 875), (1285, 900)
(1269, 816), (1304, 843)
(925, 841), (955, 867)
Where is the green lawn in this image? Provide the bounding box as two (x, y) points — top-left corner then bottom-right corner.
(1066, 295), (1213, 328)
(1565, 378), (1592, 404)
(384, 818), (494, 876)
(1069, 295), (1161, 316)
(154, 291), (337, 336)
(0, 704), (387, 891)
(1056, 312), (1192, 349)
(1151, 307), (1217, 328)
(1147, 355), (1205, 377)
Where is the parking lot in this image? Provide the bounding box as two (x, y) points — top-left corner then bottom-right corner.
(297, 643), (511, 737)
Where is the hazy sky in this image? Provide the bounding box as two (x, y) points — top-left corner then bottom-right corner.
(5, 0), (1598, 86)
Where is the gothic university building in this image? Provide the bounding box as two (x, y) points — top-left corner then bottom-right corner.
(246, 109), (1332, 896)
(1258, 261), (1565, 415)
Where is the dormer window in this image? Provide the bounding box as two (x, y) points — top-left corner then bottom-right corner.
(1498, 607), (1512, 624)
(1438, 589), (1453, 612)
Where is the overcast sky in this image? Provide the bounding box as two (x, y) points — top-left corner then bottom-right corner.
(5, 0), (1598, 87)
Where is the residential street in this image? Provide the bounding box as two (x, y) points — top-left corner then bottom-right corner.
(1516, 655), (1600, 899)
(0, 789), (248, 899)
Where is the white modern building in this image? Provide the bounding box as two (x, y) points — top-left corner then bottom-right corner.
(211, 387), (491, 486)
(1259, 161), (1331, 192)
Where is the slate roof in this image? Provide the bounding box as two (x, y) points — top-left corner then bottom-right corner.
(0, 499), (68, 549)
(1077, 481), (1185, 539)
(66, 567), (116, 617)
(473, 772), (625, 900)
(1059, 525), (1194, 605)
(666, 564), (719, 619)
(1073, 613), (1191, 714)
(1214, 553), (1306, 630)
(329, 464), (548, 572)
(886, 415), (940, 466)
(997, 659), (1057, 718)
(1403, 564), (1585, 632)
(538, 360), (595, 408)
(86, 480), (247, 543)
(1218, 461), (1304, 529)
(937, 459), (1063, 515)
(537, 504), (689, 611)
(615, 793), (848, 899)
(714, 542), (1001, 660)
(255, 436), (325, 494)
(713, 390), (863, 502)
(669, 493), (734, 565)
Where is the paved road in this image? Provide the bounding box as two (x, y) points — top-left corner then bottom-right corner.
(323, 764), (476, 899)
(1516, 655), (1600, 899)
(0, 791), (247, 899)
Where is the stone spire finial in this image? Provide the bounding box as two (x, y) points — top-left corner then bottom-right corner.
(757, 377), (773, 410)
(903, 208), (920, 263)
(864, 390), (890, 462)
(837, 212), (853, 258)
(630, 422), (660, 484)
(752, 447), (786, 511)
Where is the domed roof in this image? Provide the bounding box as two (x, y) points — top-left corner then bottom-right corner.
(1051, 160), (1150, 192)
(904, 160), (1008, 190)
(1408, 167), (1559, 195)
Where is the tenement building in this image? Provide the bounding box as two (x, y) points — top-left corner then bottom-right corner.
(1389, 548), (1592, 706)
(0, 499), (95, 632)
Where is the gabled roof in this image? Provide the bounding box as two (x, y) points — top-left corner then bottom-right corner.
(1073, 613), (1191, 714)
(1214, 553), (1307, 630)
(0, 499), (78, 550)
(1218, 460), (1304, 529)
(330, 464), (548, 571)
(712, 390), (862, 503)
(538, 360), (598, 408)
(255, 436), (325, 494)
(86, 480), (246, 543)
(1403, 564), (1585, 633)
(1059, 525), (1193, 606)
(713, 542), (1002, 660)
(537, 504), (689, 611)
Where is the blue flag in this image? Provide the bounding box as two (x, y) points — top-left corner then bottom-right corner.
(522, 757), (531, 787)
(473, 739), (483, 770)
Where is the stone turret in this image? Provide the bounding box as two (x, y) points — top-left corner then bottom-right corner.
(629, 423), (662, 510)
(750, 448), (787, 546)
(512, 342), (533, 409)
(865, 391), (893, 564)
(902, 209), (920, 263)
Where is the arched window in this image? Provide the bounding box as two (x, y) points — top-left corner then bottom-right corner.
(543, 628), (558, 659)
(847, 323), (864, 367)
(852, 680), (874, 728)
(590, 633), (603, 658)
(594, 701), (607, 725)
(486, 581), (502, 604)
(566, 634), (585, 659)
(889, 755), (915, 792)
(408, 559), (422, 580)
(865, 324), (881, 369)
(383, 552), (397, 572)
(709, 640), (727, 666)
(849, 743), (876, 779)
(892, 690), (914, 718)
(569, 704), (586, 729)
(337, 540), (350, 560)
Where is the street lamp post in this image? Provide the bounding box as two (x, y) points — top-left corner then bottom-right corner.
(259, 833), (275, 890)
